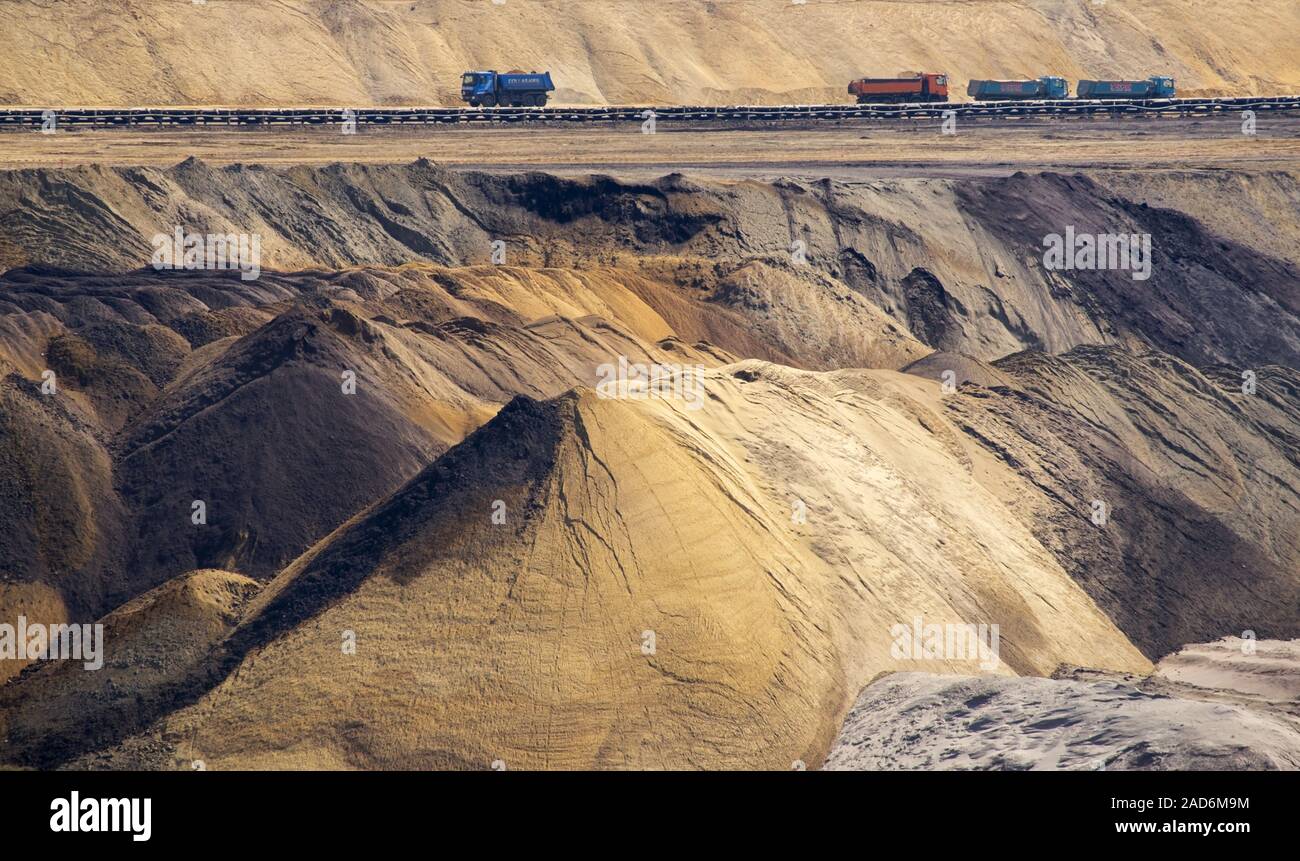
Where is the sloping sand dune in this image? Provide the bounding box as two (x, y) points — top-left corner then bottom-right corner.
(9, 366), (1152, 769)
(1, 1), (1296, 106)
(8, 343), (1297, 769)
(0, 263), (735, 626)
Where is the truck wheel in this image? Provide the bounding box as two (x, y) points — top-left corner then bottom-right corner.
(468, 100), (480, 108)
(482, 95), (495, 108)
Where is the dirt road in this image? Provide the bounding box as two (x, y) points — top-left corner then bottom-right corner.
(1, 114), (1296, 178)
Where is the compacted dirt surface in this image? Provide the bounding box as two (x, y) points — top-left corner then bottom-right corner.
(1, 114), (1297, 176)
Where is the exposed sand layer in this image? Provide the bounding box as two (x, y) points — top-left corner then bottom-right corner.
(2, 164), (1296, 639)
(825, 638), (1300, 770)
(0, 162), (1296, 770)
(2, 162), (1296, 370)
(935, 348), (1300, 659)
(2, 1), (1297, 106)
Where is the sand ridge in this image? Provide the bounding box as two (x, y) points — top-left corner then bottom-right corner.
(2, 1), (1297, 106)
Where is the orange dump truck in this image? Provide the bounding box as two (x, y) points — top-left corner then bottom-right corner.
(848, 73), (949, 104)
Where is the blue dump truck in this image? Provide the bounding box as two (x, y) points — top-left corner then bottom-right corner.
(967, 76), (1068, 100)
(460, 70), (555, 107)
(1076, 76), (1176, 99)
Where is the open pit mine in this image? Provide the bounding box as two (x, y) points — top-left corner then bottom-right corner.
(0, 3), (1298, 798)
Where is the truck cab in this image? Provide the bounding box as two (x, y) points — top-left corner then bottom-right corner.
(461, 72), (495, 106)
(1038, 76), (1069, 100)
(1147, 76), (1176, 98)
